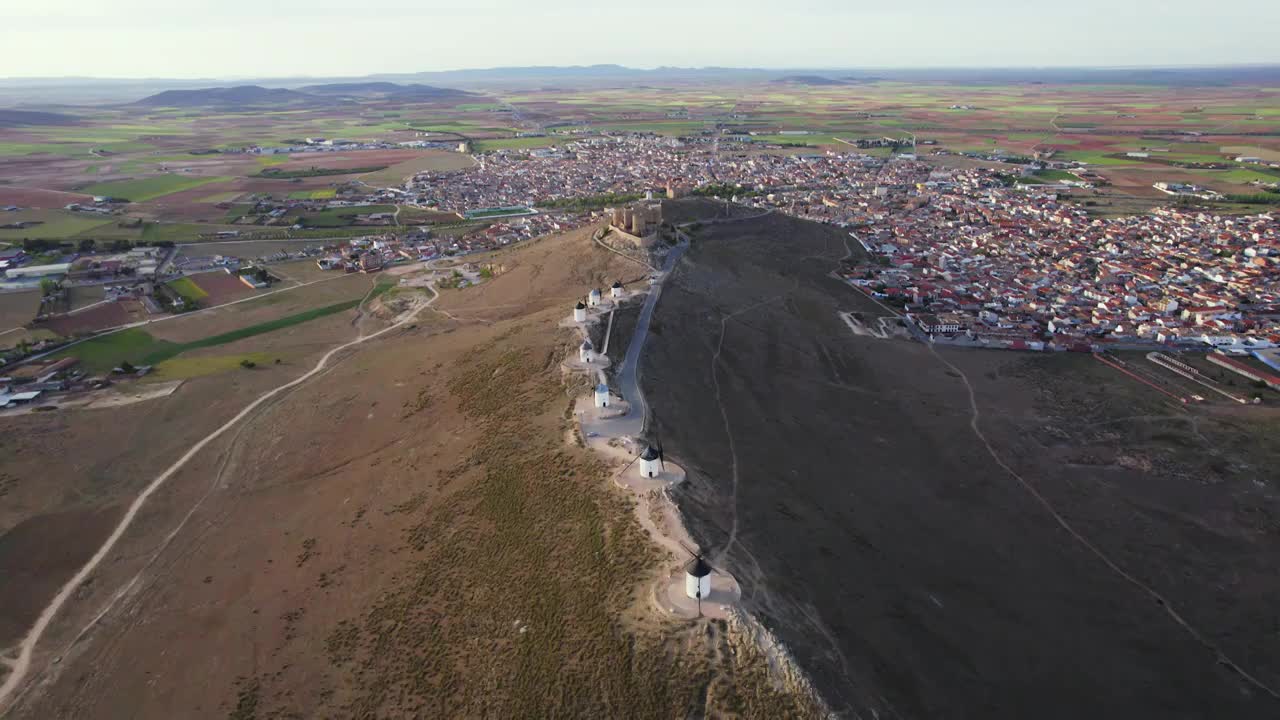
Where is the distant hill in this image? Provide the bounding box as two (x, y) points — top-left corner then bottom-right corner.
(773, 75), (845, 86)
(299, 82), (475, 100)
(134, 85), (317, 108)
(132, 82), (476, 108)
(0, 109), (79, 127)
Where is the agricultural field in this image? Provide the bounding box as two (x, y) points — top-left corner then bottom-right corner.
(288, 188), (337, 200)
(293, 203), (396, 228)
(0, 209), (116, 240)
(81, 174), (231, 201)
(0, 290), (41, 331)
(360, 151), (475, 187)
(165, 276), (209, 305)
(2, 79), (1275, 243)
(54, 286), (383, 373)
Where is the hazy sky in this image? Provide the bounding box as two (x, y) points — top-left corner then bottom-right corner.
(3, 0), (1277, 78)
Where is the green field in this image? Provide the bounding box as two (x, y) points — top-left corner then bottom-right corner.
(1033, 169), (1081, 182)
(471, 137), (563, 152)
(198, 191), (244, 203)
(746, 133), (840, 146)
(0, 142), (92, 158)
(0, 210), (116, 240)
(255, 166), (386, 179)
(288, 189), (337, 200)
(295, 204), (396, 228)
(58, 290), (392, 372)
(82, 174), (230, 202)
(166, 276), (209, 304)
(151, 351), (281, 380)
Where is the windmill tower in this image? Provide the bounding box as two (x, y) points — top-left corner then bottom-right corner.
(579, 339), (594, 363)
(573, 301), (587, 322)
(594, 383), (610, 408)
(638, 444), (663, 478)
(587, 288), (602, 307)
(683, 548), (713, 616)
(610, 280), (624, 299)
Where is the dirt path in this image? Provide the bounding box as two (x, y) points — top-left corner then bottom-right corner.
(712, 293), (789, 565)
(0, 280), (441, 713)
(15, 273), (355, 369)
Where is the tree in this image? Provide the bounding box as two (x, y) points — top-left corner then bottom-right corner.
(78, 238), (96, 253)
(39, 277), (59, 297)
(240, 359), (257, 369)
(119, 361), (136, 374)
(255, 267), (271, 284)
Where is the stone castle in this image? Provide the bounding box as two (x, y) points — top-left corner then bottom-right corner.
(606, 203), (663, 248)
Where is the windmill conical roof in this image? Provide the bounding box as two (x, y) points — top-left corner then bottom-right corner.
(686, 556), (712, 577)
(640, 445), (660, 461)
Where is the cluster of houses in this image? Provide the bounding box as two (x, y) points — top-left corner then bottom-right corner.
(1, 246), (167, 284)
(403, 135), (882, 212)
(826, 163), (1280, 351)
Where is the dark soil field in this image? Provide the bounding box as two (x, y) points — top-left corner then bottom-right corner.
(643, 211), (1280, 719)
(37, 300), (136, 336)
(187, 270), (256, 305)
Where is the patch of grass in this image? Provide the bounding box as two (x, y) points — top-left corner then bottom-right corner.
(150, 351), (278, 380)
(295, 204), (396, 228)
(58, 295), (376, 372)
(288, 188), (337, 200)
(0, 210), (116, 240)
(198, 191), (243, 203)
(361, 152), (475, 187)
(82, 174), (230, 202)
(1033, 169), (1081, 182)
(0, 142), (89, 157)
(58, 328), (177, 374)
(255, 166), (386, 179)
(167, 276), (208, 303)
(472, 137), (563, 152)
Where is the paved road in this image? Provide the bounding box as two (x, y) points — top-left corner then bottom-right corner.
(611, 239), (688, 438)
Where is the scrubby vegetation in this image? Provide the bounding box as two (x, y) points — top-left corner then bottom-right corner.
(320, 326), (822, 717)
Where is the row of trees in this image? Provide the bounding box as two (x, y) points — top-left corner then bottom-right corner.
(20, 238), (177, 254)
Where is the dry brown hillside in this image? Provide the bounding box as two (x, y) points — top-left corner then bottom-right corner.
(2, 222), (820, 718)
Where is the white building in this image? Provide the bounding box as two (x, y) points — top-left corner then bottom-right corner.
(587, 288), (602, 307)
(685, 556), (712, 600)
(610, 281), (624, 299)
(594, 383), (610, 408)
(639, 445), (661, 478)
(573, 301), (587, 322)
(579, 339), (594, 363)
(5, 263), (70, 280)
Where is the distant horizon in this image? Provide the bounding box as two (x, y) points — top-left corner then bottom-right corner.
(4, 0), (1278, 79)
(4, 61), (1280, 84)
